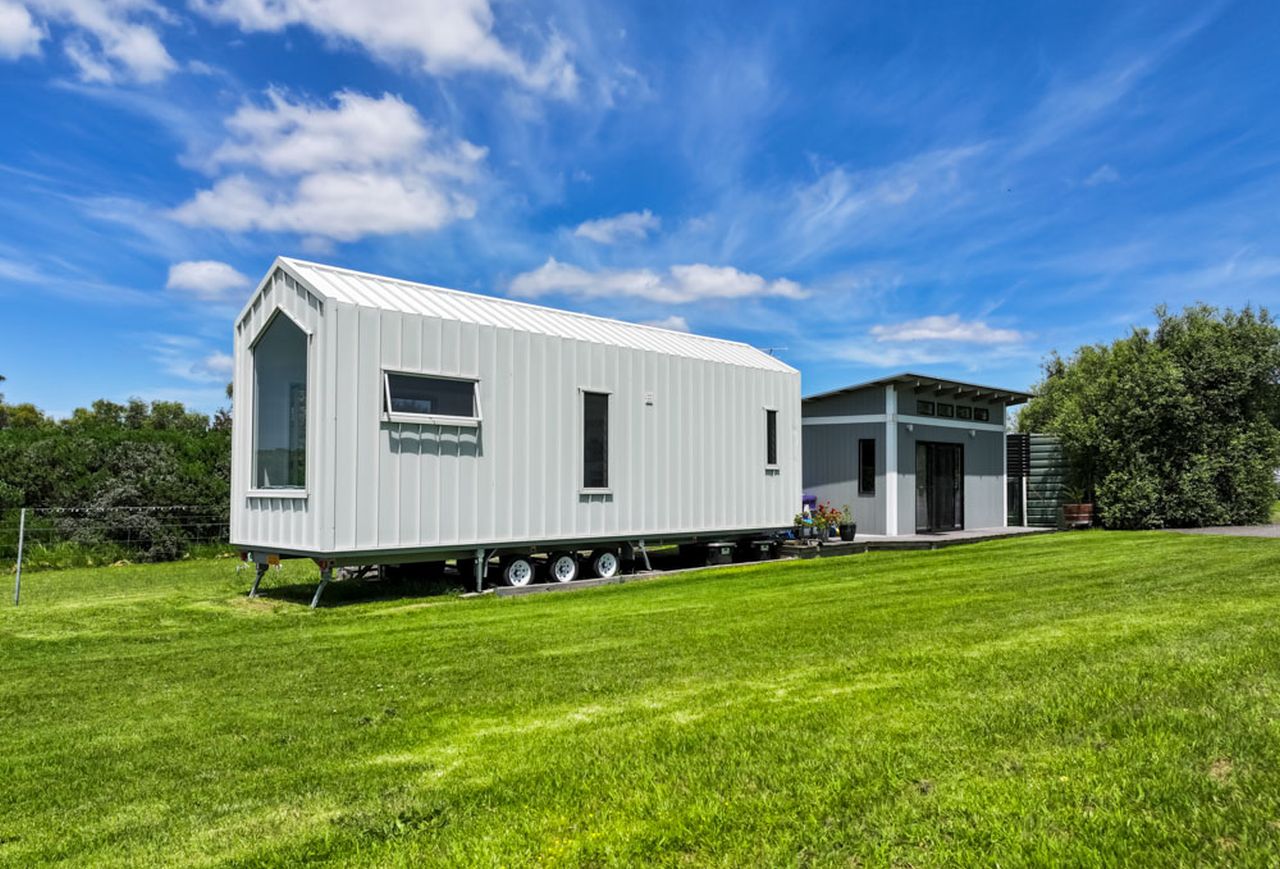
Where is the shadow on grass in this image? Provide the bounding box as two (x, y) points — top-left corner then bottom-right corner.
(250, 573), (471, 608)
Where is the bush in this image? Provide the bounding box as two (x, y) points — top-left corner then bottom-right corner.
(1022, 305), (1280, 529)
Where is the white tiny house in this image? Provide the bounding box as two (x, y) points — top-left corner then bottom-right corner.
(231, 258), (801, 599)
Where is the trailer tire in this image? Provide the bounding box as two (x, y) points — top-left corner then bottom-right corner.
(548, 552), (578, 583)
(500, 557), (536, 587)
(590, 549), (620, 579)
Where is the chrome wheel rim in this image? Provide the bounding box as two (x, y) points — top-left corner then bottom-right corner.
(595, 552), (618, 578)
(506, 559), (533, 587)
(551, 555), (576, 582)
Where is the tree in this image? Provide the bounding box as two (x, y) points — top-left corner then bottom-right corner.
(1021, 305), (1280, 528)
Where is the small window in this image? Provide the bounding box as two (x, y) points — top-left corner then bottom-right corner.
(384, 372), (478, 421)
(583, 392), (609, 489)
(955, 406), (973, 420)
(973, 407), (991, 422)
(765, 409), (778, 466)
(937, 403), (954, 418)
(858, 438), (875, 495)
(917, 400), (935, 416)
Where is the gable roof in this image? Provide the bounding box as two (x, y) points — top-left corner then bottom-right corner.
(805, 371), (1034, 406)
(248, 257), (796, 374)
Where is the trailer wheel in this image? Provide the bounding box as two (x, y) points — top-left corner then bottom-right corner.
(590, 549), (620, 579)
(548, 552), (578, 583)
(500, 557), (536, 587)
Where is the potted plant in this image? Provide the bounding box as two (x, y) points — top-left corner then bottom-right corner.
(837, 504), (856, 541)
(793, 512), (813, 540)
(1062, 482), (1093, 528)
(812, 503), (831, 541)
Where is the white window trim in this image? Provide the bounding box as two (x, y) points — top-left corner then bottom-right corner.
(249, 306), (313, 495)
(246, 489), (308, 500)
(381, 369), (482, 427)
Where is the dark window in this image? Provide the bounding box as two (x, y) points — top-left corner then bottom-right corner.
(766, 409), (778, 465)
(385, 372), (476, 418)
(583, 392), (609, 488)
(955, 405), (973, 420)
(858, 438), (875, 495)
(973, 407), (991, 422)
(917, 400), (935, 416)
(937, 403), (954, 418)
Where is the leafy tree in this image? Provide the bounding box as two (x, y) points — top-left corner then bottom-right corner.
(1021, 305), (1280, 528)
(0, 393), (233, 563)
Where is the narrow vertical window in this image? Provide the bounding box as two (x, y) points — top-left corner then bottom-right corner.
(858, 438), (875, 495)
(583, 392), (609, 489)
(765, 409), (778, 466)
(253, 312), (308, 489)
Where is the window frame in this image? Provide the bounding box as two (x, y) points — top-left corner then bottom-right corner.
(937, 402), (955, 419)
(248, 307), (313, 496)
(955, 405), (973, 420)
(580, 389), (611, 492)
(381, 369), (482, 427)
(973, 407), (991, 423)
(858, 437), (876, 496)
(916, 400), (936, 417)
(764, 407), (779, 469)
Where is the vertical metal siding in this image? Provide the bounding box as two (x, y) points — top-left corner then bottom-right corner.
(230, 271), (327, 553)
(235, 295), (801, 557)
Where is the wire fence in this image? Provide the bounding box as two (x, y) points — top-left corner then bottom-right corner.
(1, 506), (232, 587)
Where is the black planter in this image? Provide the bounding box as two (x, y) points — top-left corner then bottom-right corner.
(839, 523), (857, 542)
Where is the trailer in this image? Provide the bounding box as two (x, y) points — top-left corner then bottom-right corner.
(231, 258), (801, 604)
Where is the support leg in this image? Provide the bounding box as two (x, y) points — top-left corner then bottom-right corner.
(473, 548), (485, 593)
(310, 565), (333, 609)
(637, 539), (652, 572)
(249, 562), (268, 598)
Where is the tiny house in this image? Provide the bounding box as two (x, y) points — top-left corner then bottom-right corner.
(802, 374), (1032, 536)
(231, 258), (801, 596)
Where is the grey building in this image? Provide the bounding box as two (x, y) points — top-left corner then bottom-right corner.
(802, 374), (1033, 536)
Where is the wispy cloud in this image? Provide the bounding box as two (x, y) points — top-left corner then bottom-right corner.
(1083, 164), (1120, 187)
(573, 209), (659, 244)
(641, 314), (689, 332)
(192, 0), (578, 97)
(14, 0), (176, 83)
(510, 258), (805, 304)
(871, 315), (1024, 345)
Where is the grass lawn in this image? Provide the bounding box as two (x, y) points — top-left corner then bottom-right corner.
(3, 532), (1280, 866)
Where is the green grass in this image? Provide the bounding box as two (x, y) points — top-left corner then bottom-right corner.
(3, 532), (1280, 866)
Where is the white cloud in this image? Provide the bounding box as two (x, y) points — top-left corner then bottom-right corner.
(573, 209), (659, 244)
(193, 0), (577, 97)
(509, 258), (806, 305)
(166, 259), (250, 301)
(1084, 164), (1120, 187)
(197, 350), (233, 378)
(148, 335), (232, 383)
(0, 1), (42, 59)
(15, 0), (175, 82)
(871, 315), (1024, 345)
(642, 315), (689, 332)
(172, 90), (485, 242)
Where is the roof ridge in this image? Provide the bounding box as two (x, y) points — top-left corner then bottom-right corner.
(280, 257), (771, 356)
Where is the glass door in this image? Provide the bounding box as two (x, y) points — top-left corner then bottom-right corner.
(916, 442), (964, 531)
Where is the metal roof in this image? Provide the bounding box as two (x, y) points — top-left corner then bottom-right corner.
(805, 371), (1034, 406)
(256, 257), (796, 374)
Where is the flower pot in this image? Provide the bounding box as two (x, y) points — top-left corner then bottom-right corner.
(1063, 503), (1093, 528)
(839, 523), (857, 542)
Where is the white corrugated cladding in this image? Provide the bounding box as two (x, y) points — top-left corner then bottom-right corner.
(230, 258), (801, 559)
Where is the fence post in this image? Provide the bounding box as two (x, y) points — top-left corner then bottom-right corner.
(13, 507), (25, 606)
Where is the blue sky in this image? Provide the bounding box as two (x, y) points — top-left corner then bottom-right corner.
(1, 0), (1278, 417)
